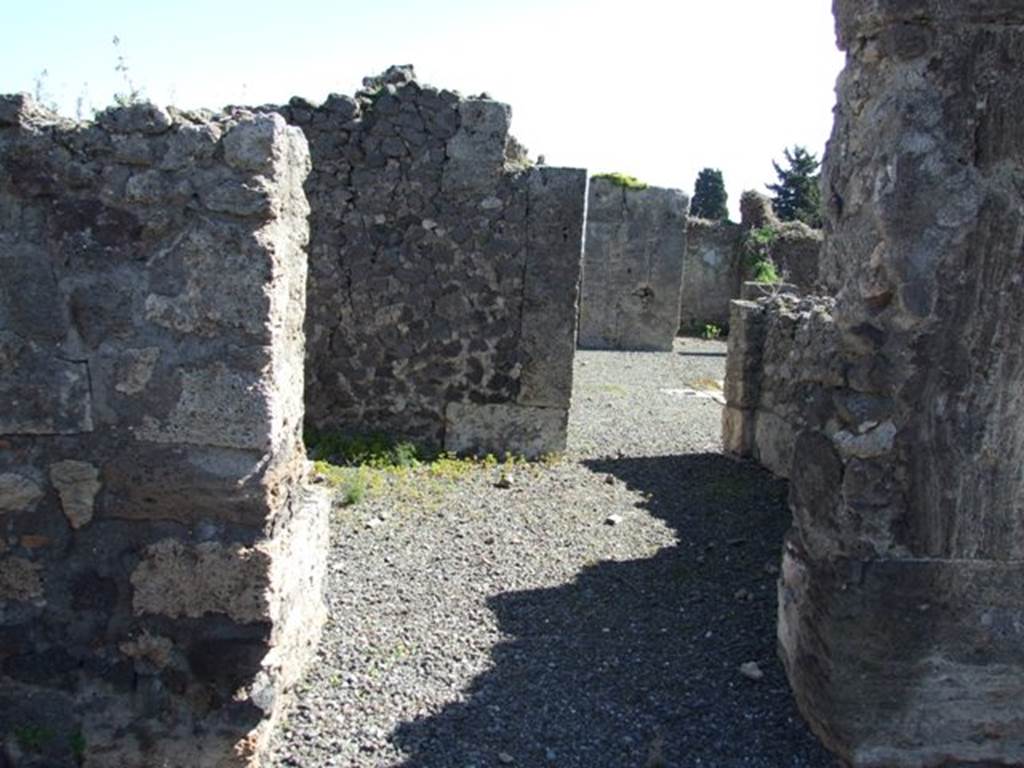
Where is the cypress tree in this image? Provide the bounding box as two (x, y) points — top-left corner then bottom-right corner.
(690, 168), (729, 220)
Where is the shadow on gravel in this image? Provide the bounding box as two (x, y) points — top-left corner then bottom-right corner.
(390, 454), (836, 768)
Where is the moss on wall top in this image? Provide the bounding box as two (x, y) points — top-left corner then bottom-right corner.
(592, 172), (648, 190)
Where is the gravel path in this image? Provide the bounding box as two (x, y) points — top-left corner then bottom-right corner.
(269, 338), (837, 767)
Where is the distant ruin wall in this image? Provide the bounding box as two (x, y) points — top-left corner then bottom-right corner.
(578, 178), (688, 350)
(771, 222), (822, 290)
(739, 191), (823, 294)
(676, 196), (823, 334)
(678, 218), (744, 331)
(727, 2), (1024, 764)
(0, 96), (328, 766)
(280, 67), (586, 457)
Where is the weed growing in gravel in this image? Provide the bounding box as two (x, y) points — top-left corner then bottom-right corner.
(13, 725), (54, 753)
(539, 452), (564, 466)
(702, 323), (723, 340)
(312, 462), (380, 506)
(342, 470), (370, 505)
(69, 730), (86, 763)
(306, 429), (421, 469)
(308, 431), (554, 511)
(427, 452), (481, 480)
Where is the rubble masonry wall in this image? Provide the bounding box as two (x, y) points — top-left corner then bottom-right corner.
(280, 68), (587, 457)
(0, 95), (328, 767)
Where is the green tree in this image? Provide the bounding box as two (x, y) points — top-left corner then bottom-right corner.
(767, 146), (822, 227)
(690, 167), (729, 220)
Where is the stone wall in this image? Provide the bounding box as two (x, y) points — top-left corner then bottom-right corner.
(678, 217), (744, 331)
(739, 191), (823, 293)
(721, 295), (842, 479)
(726, 2), (1024, 764)
(676, 195), (823, 334)
(772, 222), (822, 290)
(279, 66), (587, 457)
(0, 95), (328, 766)
(578, 178), (689, 350)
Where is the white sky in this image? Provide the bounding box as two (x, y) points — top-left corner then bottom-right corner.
(3, 0), (845, 218)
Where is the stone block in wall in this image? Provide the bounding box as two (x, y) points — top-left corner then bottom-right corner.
(722, 300), (766, 410)
(751, 411), (796, 478)
(780, 548), (1024, 767)
(0, 95), (327, 767)
(579, 177), (689, 351)
(444, 402), (569, 458)
(678, 218), (744, 331)
(443, 99), (512, 192)
(739, 190), (779, 231)
(721, 405), (755, 457)
(0, 336), (93, 434)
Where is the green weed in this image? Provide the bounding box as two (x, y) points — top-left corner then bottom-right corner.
(13, 725), (54, 753)
(702, 324), (723, 340)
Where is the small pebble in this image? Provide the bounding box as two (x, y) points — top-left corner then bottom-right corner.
(740, 661), (765, 681)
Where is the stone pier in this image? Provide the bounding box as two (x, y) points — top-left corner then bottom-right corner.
(764, 2), (1024, 764)
(0, 96), (328, 766)
(578, 177), (689, 351)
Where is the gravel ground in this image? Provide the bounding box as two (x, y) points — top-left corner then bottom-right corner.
(268, 338), (837, 767)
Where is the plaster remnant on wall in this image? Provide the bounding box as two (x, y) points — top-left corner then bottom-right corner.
(130, 538), (272, 623)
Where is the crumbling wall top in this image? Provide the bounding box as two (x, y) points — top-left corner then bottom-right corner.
(835, 0), (1024, 46)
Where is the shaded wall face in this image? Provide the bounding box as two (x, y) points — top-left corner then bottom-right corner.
(284, 82), (586, 456)
(822, 2), (1024, 562)
(722, 295), (843, 479)
(0, 97), (328, 766)
(771, 223), (823, 292)
(725, 2), (1024, 765)
(578, 178), (689, 351)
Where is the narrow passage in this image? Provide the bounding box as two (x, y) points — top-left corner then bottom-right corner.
(270, 339), (834, 767)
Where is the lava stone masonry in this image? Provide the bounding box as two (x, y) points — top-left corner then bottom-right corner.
(0, 95), (329, 767)
(278, 66), (587, 457)
(725, 2), (1024, 764)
